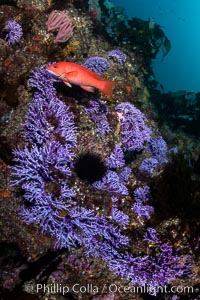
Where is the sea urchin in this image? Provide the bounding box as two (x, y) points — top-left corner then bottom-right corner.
(74, 152), (107, 184)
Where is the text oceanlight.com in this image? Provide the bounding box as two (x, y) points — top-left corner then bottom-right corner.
(36, 283), (195, 295)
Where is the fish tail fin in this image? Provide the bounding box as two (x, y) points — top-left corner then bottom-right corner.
(97, 80), (116, 96)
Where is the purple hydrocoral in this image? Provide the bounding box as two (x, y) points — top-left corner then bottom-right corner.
(25, 65), (77, 161)
(20, 202), (129, 250)
(28, 65), (57, 99)
(24, 93), (76, 146)
(84, 99), (111, 135)
(84, 56), (110, 75)
(19, 194), (76, 244)
(106, 145), (125, 168)
(83, 225), (129, 259)
(108, 49), (126, 64)
(66, 207), (128, 251)
(110, 195), (129, 226)
(118, 167), (131, 183)
(11, 141), (75, 203)
(144, 227), (160, 244)
(147, 135), (168, 164)
(11, 63), (129, 257)
(111, 207), (129, 226)
(3, 20), (23, 45)
(108, 230), (192, 295)
(139, 157), (159, 175)
(12, 141), (129, 251)
(93, 170), (128, 195)
(11, 64), (79, 248)
(10, 60), (192, 291)
(108, 251), (188, 295)
(46, 10), (74, 43)
(133, 185), (150, 203)
(133, 186), (154, 220)
(116, 102), (152, 151)
(96, 119), (111, 135)
(132, 203), (154, 220)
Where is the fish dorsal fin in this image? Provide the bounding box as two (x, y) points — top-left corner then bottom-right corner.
(65, 71), (78, 80)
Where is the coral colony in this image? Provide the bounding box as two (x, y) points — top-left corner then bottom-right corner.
(108, 49), (126, 65)
(105, 145), (125, 168)
(11, 58), (192, 294)
(139, 135), (168, 175)
(133, 186), (154, 220)
(84, 99), (111, 135)
(147, 135), (168, 164)
(46, 10), (74, 43)
(139, 157), (159, 176)
(3, 20), (23, 45)
(84, 56), (110, 75)
(116, 102), (152, 151)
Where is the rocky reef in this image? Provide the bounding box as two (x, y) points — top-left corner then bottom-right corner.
(0, 1), (200, 300)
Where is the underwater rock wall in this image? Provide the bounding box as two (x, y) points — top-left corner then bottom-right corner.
(0, 1), (200, 300)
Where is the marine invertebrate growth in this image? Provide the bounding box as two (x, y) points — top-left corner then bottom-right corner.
(133, 185), (154, 220)
(116, 102), (152, 151)
(28, 64), (57, 98)
(24, 93), (76, 146)
(108, 228), (192, 295)
(147, 135), (168, 164)
(10, 65), (129, 258)
(3, 20), (23, 45)
(139, 157), (159, 176)
(84, 99), (111, 135)
(10, 63), (193, 292)
(1, 0), (196, 291)
(108, 49), (126, 64)
(105, 145), (125, 168)
(110, 196), (129, 226)
(46, 10), (74, 43)
(84, 56), (110, 75)
(11, 65), (77, 206)
(11, 141), (75, 203)
(93, 170), (128, 195)
(133, 185), (150, 203)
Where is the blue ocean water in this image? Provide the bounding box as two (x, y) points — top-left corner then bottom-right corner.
(112, 0), (200, 92)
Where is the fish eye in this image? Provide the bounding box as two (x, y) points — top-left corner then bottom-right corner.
(53, 64), (58, 68)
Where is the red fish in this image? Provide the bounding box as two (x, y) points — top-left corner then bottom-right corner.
(46, 62), (116, 96)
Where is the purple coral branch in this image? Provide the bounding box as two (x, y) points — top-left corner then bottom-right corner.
(133, 186), (154, 220)
(3, 20), (23, 45)
(84, 56), (110, 75)
(108, 49), (126, 65)
(85, 99), (111, 135)
(139, 157), (159, 176)
(93, 170), (128, 195)
(118, 167), (131, 183)
(24, 93), (76, 146)
(108, 229), (192, 295)
(116, 102), (152, 151)
(147, 135), (168, 164)
(106, 145), (125, 168)
(133, 185), (150, 203)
